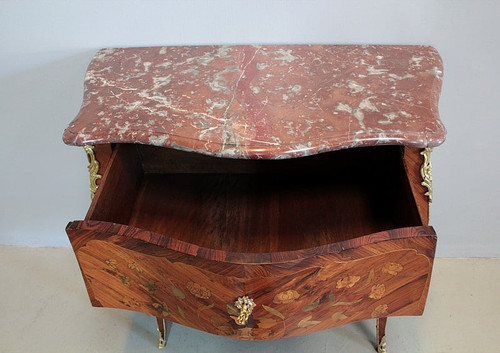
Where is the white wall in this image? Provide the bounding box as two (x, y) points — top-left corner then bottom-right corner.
(1, 0), (498, 256)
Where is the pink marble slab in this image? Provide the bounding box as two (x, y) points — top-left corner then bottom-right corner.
(63, 45), (445, 158)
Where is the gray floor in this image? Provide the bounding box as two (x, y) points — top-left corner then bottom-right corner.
(1, 246), (498, 353)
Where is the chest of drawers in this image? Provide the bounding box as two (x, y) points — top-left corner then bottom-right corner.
(63, 45), (445, 352)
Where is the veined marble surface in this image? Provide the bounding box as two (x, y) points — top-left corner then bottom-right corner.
(63, 45), (445, 158)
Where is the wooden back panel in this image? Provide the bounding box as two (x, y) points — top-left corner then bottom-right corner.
(138, 144), (398, 174)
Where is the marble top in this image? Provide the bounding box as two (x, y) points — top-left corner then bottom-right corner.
(63, 45), (445, 158)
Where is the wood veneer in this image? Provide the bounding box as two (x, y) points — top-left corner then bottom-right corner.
(86, 144), (422, 253)
(67, 220), (436, 340)
(67, 142), (437, 345)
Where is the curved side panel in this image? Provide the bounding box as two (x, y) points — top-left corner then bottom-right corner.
(67, 221), (436, 340)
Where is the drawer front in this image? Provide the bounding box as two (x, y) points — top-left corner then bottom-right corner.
(67, 221), (436, 340)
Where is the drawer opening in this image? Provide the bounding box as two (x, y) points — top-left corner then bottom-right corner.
(86, 144), (422, 253)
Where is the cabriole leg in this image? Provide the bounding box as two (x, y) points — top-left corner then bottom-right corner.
(377, 317), (387, 353)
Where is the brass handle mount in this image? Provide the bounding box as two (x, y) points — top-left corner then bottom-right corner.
(233, 296), (256, 326)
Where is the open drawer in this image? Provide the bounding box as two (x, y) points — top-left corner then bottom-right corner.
(67, 143), (437, 340)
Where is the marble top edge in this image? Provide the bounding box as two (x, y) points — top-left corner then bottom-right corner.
(63, 44), (446, 158)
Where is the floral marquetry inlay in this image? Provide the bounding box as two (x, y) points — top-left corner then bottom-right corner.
(257, 318), (278, 329)
(196, 303), (214, 317)
(169, 285), (186, 299)
(142, 282), (157, 295)
(382, 262), (404, 276)
(273, 290), (300, 304)
(68, 222), (436, 342)
(369, 284), (386, 299)
(371, 304), (389, 318)
(120, 275), (130, 287)
(96, 250), (408, 341)
(262, 305), (285, 320)
(302, 301), (320, 312)
(297, 315), (321, 328)
(105, 259), (117, 270)
(331, 312), (349, 322)
(336, 275), (361, 289)
(153, 302), (171, 317)
(186, 281), (211, 299)
(122, 296), (140, 308)
(128, 262), (143, 273)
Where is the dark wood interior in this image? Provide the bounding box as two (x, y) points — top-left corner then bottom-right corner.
(88, 144), (422, 253)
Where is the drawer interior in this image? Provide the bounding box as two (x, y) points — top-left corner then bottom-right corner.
(86, 144), (422, 253)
